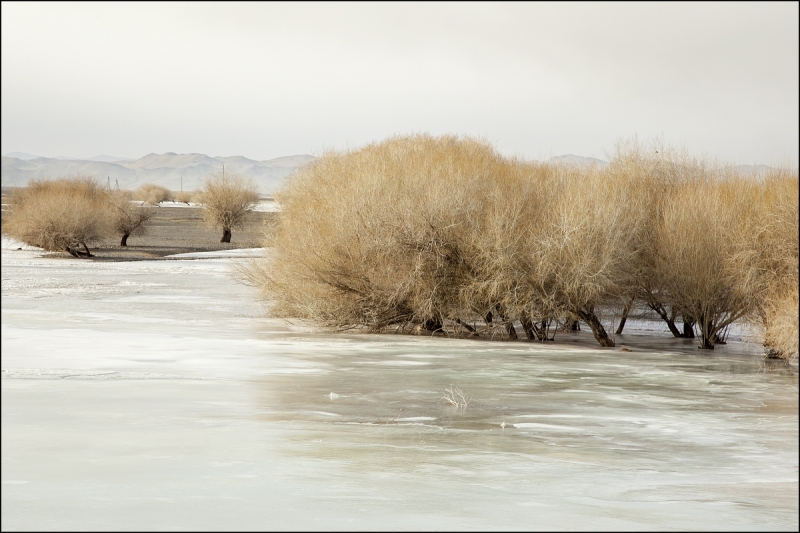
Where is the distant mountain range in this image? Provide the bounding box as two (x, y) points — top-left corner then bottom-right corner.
(545, 154), (776, 175)
(2, 151), (778, 191)
(1, 152), (317, 192)
(3, 152), (135, 162)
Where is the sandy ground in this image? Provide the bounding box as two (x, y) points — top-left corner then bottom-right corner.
(87, 205), (279, 260)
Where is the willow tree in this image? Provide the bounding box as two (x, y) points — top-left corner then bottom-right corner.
(654, 175), (758, 349)
(252, 135), (508, 332)
(199, 171), (260, 243)
(2, 177), (111, 258)
(108, 190), (155, 246)
(735, 169), (799, 358)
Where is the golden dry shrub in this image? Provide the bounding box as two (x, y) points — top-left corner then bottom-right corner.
(762, 287), (799, 360)
(107, 190), (155, 246)
(190, 190), (205, 204)
(455, 159), (557, 339)
(518, 164), (648, 346)
(258, 134), (510, 332)
(733, 168), (799, 357)
(461, 157), (653, 346)
(653, 173), (762, 349)
(250, 133), (794, 350)
(199, 172), (260, 243)
(174, 190), (192, 204)
(607, 140), (716, 339)
(1, 177), (111, 257)
(133, 183), (173, 205)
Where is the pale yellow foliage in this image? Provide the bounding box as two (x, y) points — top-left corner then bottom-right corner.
(133, 183), (173, 205)
(199, 172), (260, 242)
(2, 177), (112, 256)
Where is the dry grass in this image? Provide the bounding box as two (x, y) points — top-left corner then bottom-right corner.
(442, 385), (470, 409)
(1, 176), (112, 257)
(198, 171), (260, 243)
(133, 183), (173, 205)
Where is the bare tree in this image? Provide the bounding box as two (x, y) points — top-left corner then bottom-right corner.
(108, 190), (155, 246)
(199, 171), (260, 243)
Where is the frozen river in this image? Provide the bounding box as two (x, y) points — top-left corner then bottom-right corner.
(2, 245), (798, 530)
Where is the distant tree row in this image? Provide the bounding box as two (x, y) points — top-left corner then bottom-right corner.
(1, 171), (261, 253)
(243, 135), (798, 359)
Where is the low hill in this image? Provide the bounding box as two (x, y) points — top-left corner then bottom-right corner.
(548, 154), (609, 166)
(1, 153), (316, 192)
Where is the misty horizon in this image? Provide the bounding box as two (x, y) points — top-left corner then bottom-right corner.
(2, 3), (797, 167)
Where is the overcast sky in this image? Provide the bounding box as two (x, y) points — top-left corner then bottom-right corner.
(2, 2), (798, 165)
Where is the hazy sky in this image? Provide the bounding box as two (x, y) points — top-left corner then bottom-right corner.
(2, 2), (798, 164)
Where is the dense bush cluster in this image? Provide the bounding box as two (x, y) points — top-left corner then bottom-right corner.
(247, 135), (798, 358)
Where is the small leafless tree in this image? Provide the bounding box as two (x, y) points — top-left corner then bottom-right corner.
(108, 190), (155, 246)
(199, 171), (260, 243)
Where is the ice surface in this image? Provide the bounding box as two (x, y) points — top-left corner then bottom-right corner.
(2, 247), (797, 530)
(1, 235), (43, 251)
(164, 248), (266, 259)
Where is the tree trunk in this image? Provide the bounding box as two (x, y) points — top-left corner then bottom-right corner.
(697, 316), (715, 350)
(683, 319), (695, 339)
(648, 302), (683, 337)
(577, 309), (615, 347)
(569, 320), (581, 331)
(540, 320), (551, 340)
(521, 313), (551, 341)
(220, 228), (232, 243)
(711, 328), (727, 344)
(422, 318), (443, 332)
(615, 297), (635, 335)
(495, 305), (517, 339)
(505, 321), (518, 339)
(82, 243), (93, 257)
(454, 318), (476, 334)
(520, 312), (537, 340)
(120, 233), (130, 247)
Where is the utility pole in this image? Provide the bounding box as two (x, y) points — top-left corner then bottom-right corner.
(107, 176), (110, 190)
